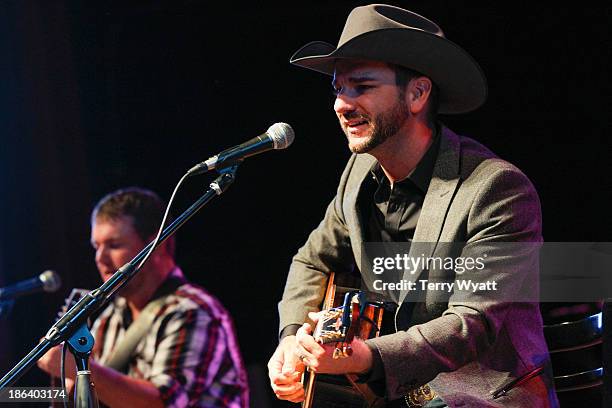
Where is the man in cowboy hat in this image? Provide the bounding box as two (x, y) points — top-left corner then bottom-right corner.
(268, 4), (558, 408)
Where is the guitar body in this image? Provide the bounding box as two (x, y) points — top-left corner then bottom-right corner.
(304, 373), (385, 408)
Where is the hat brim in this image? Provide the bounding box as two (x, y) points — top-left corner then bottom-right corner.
(290, 29), (487, 115)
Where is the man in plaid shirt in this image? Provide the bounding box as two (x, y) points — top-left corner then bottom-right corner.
(39, 187), (248, 407)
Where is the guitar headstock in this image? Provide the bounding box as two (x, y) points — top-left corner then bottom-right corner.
(312, 291), (362, 359)
(55, 288), (89, 322)
(312, 290), (386, 360)
(313, 308), (345, 344)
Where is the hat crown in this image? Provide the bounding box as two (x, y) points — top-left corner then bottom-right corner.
(338, 4), (444, 47)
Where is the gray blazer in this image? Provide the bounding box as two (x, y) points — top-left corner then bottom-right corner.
(278, 126), (558, 407)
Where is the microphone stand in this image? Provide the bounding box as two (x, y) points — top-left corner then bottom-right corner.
(67, 324), (98, 408)
(0, 165), (240, 406)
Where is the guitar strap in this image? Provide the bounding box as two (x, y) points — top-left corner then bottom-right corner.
(105, 294), (168, 374)
(105, 270), (186, 373)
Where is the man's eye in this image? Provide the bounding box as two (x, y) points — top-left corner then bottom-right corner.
(355, 85), (372, 93)
(333, 85), (372, 97)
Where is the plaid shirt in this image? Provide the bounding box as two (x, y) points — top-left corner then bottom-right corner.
(91, 268), (248, 407)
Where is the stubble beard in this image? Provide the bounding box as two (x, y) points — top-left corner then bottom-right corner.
(343, 99), (410, 154)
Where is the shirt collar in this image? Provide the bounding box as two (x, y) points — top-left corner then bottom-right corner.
(149, 266), (186, 301)
(369, 124), (441, 194)
(113, 266), (186, 310)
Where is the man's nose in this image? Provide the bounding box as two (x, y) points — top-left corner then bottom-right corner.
(95, 246), (108, 264)
(334, 91), (357, 116)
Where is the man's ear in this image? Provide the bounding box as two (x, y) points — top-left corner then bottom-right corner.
(407, 77), (432, 115)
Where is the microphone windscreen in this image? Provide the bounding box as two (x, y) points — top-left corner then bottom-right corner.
(40, 270), (61, 293)
(268, 122), (295, 150)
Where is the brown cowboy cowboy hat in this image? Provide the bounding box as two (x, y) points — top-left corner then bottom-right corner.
(290, 4), (487, 114)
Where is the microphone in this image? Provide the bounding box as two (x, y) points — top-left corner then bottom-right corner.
(0, 270), (61, 301)
(188, 122), (295, 175)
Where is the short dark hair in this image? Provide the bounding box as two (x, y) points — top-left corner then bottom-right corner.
(91, 187), (175, 257)
(392, 64), (439, 128)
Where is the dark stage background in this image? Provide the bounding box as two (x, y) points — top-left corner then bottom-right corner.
(0, 1), (610, 407)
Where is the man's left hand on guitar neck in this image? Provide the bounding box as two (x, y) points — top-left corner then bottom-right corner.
(295, 311), (374, 375)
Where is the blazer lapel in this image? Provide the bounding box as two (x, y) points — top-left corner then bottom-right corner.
(344, 153), (378, 270)
(398, 127), (462, 304)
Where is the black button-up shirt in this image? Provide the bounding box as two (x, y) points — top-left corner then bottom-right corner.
(365, 128), (440, 244)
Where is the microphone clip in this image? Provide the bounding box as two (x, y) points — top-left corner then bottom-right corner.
(210, 164), (240, 195)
